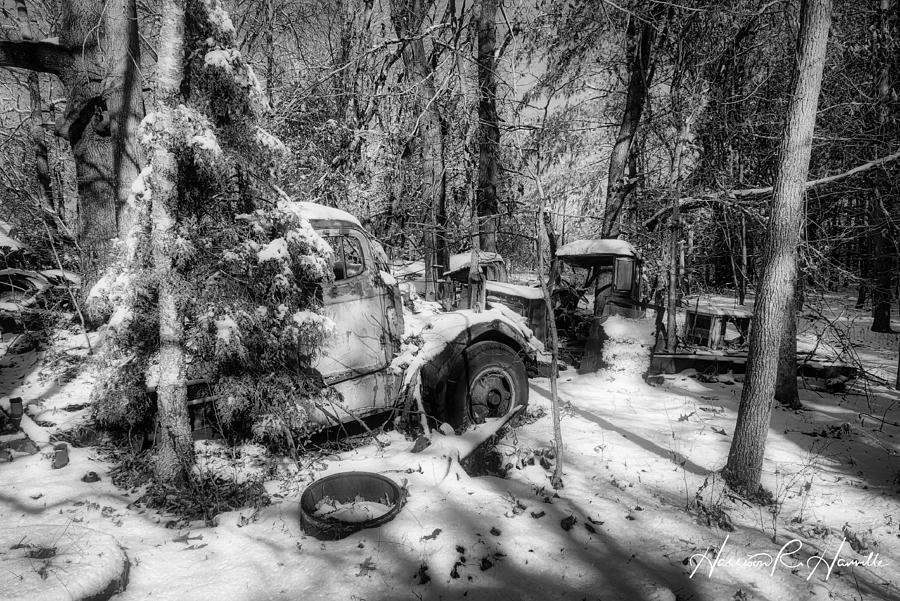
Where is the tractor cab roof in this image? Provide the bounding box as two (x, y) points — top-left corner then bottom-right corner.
(556, 239), (641, 268)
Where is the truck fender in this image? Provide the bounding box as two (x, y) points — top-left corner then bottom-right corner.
(417, 318), (534, 424)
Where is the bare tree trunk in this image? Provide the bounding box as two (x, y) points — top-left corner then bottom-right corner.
(665, 108), (692, 352)
(0, 0), (145, 294)
(536, 205), (563, 489)
(265, 0), (276, 108)
(896, 341), (900, 390)
(601, 9), (661, 238)
(150, 0), (193, 485)
(468, 214), (485, 313)
(725, 0), (831, 496)
(61, 0), (145, 290)
(856, 200), (868, 309)
(666, 210), (679, 352)
(476, 0), (500, 253)
(14, 1), (56, 221)
(775, 284), (801, 408)
(871, 0), (897, 332)
(870, 200), (895, 332)
(391, 0), (447, 301)
(28, 73), (54, 212)
(739, 214), (747, 305)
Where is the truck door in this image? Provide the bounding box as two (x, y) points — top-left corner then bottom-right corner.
(314, 228), (392, 384)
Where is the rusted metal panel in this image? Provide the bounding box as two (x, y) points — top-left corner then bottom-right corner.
(314, 227), (392, 386)
(308, 370), (402, 426)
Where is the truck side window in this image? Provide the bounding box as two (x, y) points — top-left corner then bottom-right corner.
(613, 257), (634, 292)
(325, 235), (365, 281)
(343, 237), (365, 278)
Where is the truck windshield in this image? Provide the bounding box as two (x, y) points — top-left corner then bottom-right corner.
(326, 235), (366, 280)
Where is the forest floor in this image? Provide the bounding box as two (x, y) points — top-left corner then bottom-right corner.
(0, 292), (898, 601)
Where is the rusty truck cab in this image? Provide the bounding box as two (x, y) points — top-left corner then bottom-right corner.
(556, 239), (643, 319)
(297, 202), (406, 422)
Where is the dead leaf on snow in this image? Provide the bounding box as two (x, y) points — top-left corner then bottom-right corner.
(356, 557), (376, 577)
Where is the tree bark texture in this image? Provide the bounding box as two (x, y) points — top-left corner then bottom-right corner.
(476, 0), (500, 253)
(725, 0), (831, 495)
(896, 340), (900, 390)
(870, 0), (898, 333)
(14, 2), (57, 221)
(391, 0), (447, 301)
(0, 0), (145, 292)
(150, 0), (193, 485)
(665, 108), (692, 352)
(534, 194), (563, 489)
(774, 284), (801, 408)
(601, 10), (661, 238)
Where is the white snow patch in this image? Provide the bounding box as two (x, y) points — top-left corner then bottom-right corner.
(257, 237), (289, 263)
(200, 0), (236, 35)
(214, 315), (239, 343)
(379, 270), (397, 286)
(557, 238), (639, 260)
(486, 280), (544, 300)
(254, 126), (288, 156)
(294, 201), (362, 226)
(204, 48), (239, 71)
(189, 132), (222, 156)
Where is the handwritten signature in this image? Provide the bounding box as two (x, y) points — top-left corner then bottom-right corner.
(689, 534), (887, 581)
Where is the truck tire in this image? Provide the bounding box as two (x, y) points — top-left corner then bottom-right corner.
(445, 341), (528, 432)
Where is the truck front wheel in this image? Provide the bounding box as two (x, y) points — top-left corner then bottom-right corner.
(446, 341), (529, 432)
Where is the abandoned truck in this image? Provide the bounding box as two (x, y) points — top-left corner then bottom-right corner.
(287, 202), (541, 433)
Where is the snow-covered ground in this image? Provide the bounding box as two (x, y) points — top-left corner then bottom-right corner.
(0, 298), (898, 600)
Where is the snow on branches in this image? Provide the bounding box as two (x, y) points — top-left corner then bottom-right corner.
(139, 105), (222, 162)
(89, 0), (327, 448)
(198, 0), (235, 37)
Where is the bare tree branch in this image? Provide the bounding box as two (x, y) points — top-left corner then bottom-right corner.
(0, 40), (74, 77)
(731, 149), (900, 198)
(644, 150), (900, 231)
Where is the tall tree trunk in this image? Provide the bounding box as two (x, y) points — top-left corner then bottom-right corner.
(774, 284), (801, 408)
(391, 0), (447, 301)
(536, 205), (563, 490)
(725, 0), (831, 496)
(0, 0), (145, 293)
(856, 198), (868, 309)
(870, 0), (897, 333)
(870, 198), (895, 332)
(476, 0), (500, 253)
(868, 0), (900, 332)
(150, 0), (193, 485)
(601, 9), (661, 238)
(468, 200), (485, 313)
(265, 0), (276, 108)
(665, 106), (692, 352)
(29, 73), (54, 213)
(896, 341), (900, 391)
(15, 1), (56, 221)
(60, 0), (145, 290)
(739, 214), (747, 305)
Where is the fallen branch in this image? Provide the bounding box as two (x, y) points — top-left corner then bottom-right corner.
(643, 150), (900, 231)
(643, 195), (763, 231)
(0, 39), (73, 77)
(731, 149), (900, 198)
